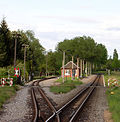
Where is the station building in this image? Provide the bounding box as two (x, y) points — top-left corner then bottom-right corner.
(61, 61), (80, 78)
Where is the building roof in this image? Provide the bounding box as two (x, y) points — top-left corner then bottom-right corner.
(61, 61), (80, 69)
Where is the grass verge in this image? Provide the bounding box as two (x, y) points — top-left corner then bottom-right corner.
(50, 78), (83, 94)
(104, 71), (120, 122)
(0, 85), (19, 109)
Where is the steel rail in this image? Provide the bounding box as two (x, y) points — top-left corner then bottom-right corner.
(46, 75), (98, 121)
(31, 76), (57, 86)
(69, 75), (100, 122)
(31, 88), (39, 122)
(31, 77), (59, 122)
(37, 87), (60, 122)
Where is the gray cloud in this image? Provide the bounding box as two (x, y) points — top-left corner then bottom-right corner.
(107, 27), (120, 31)
(35, 15), (100, 24)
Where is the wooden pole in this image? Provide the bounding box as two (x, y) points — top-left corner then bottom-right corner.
(77, 58), (79, 79)
(83, 59), (84, 77)
(14, 36), (17, 68)
(46, 56), (47, 77)
(62, 51), (65, 83)
(86, 61), (87, 77)
(72, 56), (74, 80)
(88, 62), (90, 75)
(22, 44), (29, 82)
(80, 59), (82, 78)
(90, 63), (91, 75)
(24, 46), (26, 82)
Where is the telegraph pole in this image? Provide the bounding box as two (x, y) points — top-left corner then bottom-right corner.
(86, 61), (88, 77)
(80, 59), (82, 78)
(72, 56), (74, 80)
(22, 44), (29, 82)
(62, 51), (65, 83)
(46, 52), (48, 77)
(14, 36), (17, 68)
(77, 58), (79, 79)
(13, 32), (21, 68)
(83, 59), (84, 77)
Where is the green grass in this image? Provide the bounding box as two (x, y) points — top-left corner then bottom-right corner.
(104, 71), (120, 122)
(93, 70), (107, 75)
(104, 71), (120, 87)
(56, 77), (80, 83)
(33, 75), (56, 80)
(0, 85), (19, 108)
(50, 78), (83, 94)
(106, 87), (120, 121)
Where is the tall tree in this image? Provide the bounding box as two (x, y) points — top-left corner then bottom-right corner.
(113, 49), (118, 59)
(112, 49), (119, 70)
(0, 18), (12, 66)
(55, 36), (107, 72)
(25, 30), (45, 75)
(94, 44), (107, 65)
(106, 56), (113, 70)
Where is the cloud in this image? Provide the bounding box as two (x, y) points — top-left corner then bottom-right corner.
(35, 15), (100, 24)
(107, 27), (120, 31)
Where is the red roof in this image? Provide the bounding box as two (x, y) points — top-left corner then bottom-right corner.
(61, 61), (80, 69)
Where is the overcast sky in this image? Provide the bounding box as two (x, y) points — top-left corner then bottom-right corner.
(0, 0), (120, 58)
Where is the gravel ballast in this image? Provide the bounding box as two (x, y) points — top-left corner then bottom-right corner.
(0, 86), (32, 122)
(0, 75), (108, 122)
(77, 87), (108, 122)
(39, 75), (96, 108)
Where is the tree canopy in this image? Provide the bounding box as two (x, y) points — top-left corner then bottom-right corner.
(0, 18), (45, 77)
(55, 36), (107, 66)
(1, 18), (118, 77)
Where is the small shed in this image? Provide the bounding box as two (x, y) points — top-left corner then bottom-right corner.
(61, 61), (80, 78)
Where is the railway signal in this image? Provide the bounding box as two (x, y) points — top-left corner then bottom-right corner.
(14, 67), (20, 77)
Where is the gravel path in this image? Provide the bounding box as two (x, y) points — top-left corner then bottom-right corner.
(0, 86), (32, 122)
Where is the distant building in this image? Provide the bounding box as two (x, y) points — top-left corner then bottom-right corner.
(61, 61), (80, 78)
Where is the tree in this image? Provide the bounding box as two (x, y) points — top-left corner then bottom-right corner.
(47, 51), (58, 75)
(113, 49), (118, 59)
(112, 49), (119, 71)
(25, 30), (45, 75)
(0, 18), (12, 66)
(94, 44), (107, 68)
(106, 56), (113, 70)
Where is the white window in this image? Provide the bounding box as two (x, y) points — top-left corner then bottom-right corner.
(65, 70), (70, 75)
(75, 70), (77, 75)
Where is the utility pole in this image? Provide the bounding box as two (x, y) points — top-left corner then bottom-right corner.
(86, 61), (88, 77)
(72, 56), (74, 80)
(93, 63), (94, 72)
(46, 51), (48, 77)
(46, 56), (48, 77)
(14, 36), (17, 68)
(80, 59), (82, 78)
(62, 51), (65, 83)
(22, 44), (29, 82)
(88, 62), (90, 75)
(83, 59), (84, 77)
(13, 32), (21, 68)
(77, 58), (79, 79)
(90, 63), (92, 75)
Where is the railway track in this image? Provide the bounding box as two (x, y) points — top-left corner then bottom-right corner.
(31, 77), (56, 86)
(46, 75), (102, 122)
(31, 75), (102, 122)
(31, 77), (58, 122)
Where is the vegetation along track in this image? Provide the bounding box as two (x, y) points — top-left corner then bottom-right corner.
(46, 75), (102, 122)
(31, 77), (58, 122)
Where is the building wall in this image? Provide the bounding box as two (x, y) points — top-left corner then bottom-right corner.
(61, 69), (80, 78)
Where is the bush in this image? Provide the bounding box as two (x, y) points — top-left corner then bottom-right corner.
(0, 67), (8, 77)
